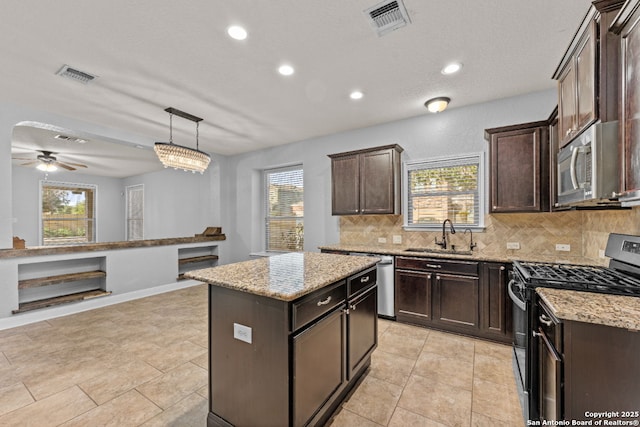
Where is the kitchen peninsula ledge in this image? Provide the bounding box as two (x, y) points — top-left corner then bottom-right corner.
(537, 287), (640, 330)
(0, 235), (225, 258)
(185, 251), (379, 301)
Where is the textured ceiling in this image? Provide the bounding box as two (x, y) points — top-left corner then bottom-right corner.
(2, 0), (592, 174)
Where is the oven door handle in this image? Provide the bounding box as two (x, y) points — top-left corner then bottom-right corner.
(508, 280), (526, 311)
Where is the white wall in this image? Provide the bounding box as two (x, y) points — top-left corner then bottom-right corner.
(221, 90), (558, 263)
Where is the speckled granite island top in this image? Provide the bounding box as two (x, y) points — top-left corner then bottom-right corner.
(536, 287), (640, 330)
(185, 252), (380, 302)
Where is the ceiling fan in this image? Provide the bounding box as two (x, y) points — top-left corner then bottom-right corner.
(12, 150), (88, 171)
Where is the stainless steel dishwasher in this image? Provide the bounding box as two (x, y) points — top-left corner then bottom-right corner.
(349, 253), (394, 319)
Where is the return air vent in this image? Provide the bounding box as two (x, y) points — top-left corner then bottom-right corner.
(56, 65), (97, 84)
(364, 0), (411, 37)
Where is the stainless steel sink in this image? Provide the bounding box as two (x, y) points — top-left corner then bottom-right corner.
(404, 248), (473, 256)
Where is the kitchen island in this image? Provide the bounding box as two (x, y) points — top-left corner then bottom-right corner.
(185, 252), (380, 427)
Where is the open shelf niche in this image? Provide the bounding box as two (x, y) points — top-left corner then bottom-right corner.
(178, 245), (219, 280)
(14, 256), (108, 314)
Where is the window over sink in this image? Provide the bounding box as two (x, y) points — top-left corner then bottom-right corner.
(264, 165), (304, 252)
(404, 153), (484, 230)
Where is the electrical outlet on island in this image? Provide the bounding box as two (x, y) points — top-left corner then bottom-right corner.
(556, 244), (571, 252)
(378, 237), (387, 244)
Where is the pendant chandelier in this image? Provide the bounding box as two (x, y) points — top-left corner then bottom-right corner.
(154, 107), (211, 174)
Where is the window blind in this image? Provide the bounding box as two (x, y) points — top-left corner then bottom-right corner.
(264, 166), (304, 251)
(406, 154), (482, 228)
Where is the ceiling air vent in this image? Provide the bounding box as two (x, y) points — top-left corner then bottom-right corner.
(364, 0), (411, 37)
(56, 65), (97, 84)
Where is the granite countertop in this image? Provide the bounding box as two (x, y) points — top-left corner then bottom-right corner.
(536, 287), (640, 330)
(185, 252), (380, 302)
(319, 244), (596, 265)
(0, 235), (225, 259)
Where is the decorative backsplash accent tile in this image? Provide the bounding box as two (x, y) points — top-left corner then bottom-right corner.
(339, 207), (640, 265)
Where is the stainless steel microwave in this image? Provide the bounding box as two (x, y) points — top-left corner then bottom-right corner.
(556, 121), (620, 207)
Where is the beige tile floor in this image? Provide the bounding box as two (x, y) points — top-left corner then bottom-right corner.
(0, 284), (522, 426)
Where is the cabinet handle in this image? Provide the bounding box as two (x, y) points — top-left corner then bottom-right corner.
(565, 129), (572, 136)
(317, 296), (332, 306)
(436, 275), (441, 280)
(425, 264), (441, 269)
(612, 191), (629, 198)
(360, 276), (370, 283)
(539, 314), (553, 326)
(350, 304), (357, 311)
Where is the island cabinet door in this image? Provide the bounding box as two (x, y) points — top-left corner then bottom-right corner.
(347, 286), (377, 379)
(292, 306), (346, 427)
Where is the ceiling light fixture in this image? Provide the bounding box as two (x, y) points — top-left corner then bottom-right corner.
(441, 62), (462, 75)
(425, 97), (451, 113)
(154, 107), (211, 174)
(227, 25), (247, 40)
(350, 91), (364, 100)
(36, 163), (57, 172)
(278, 64), (295, 76)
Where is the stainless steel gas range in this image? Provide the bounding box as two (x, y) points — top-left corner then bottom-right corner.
(508, 233), (640, 423)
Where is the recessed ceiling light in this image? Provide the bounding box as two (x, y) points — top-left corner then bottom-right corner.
(441, 62), (463, 75)
(227, 25), (247, 41)
(350, 91), (364, 100)
(278, 64), (295, 76)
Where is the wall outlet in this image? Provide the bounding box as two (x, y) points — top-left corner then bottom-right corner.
(506, 242), (520, 250)
(392, 235), (402, 244)
(378, 237), (387, 244)
(599, 249), (606, 259)
(556, 244), (571, 252)
(233, 323), (252, 344)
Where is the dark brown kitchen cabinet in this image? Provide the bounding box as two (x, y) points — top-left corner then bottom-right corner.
(395, 256), (480, 336)
(347, 285), (377, 379)
(329, 144), (403, 215)
(292, 306), (345, 427)
(553, 0), (623, 148)
(611, 0), (640, 205)
(395, 256), (512, 343)
(485, 121), (550, 213)
(432, 272), (479, 330)
(532, 294), (640, 422)
(480, 262), (512, 344)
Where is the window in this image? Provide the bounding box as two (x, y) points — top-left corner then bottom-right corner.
(126, 184), (144, 241)
(41, 181), (96, 245)
(404, 153), (484, 229)
(264, 166), (304, 251)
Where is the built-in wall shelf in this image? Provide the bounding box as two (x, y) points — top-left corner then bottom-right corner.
(178, 255), (219, 266)
(177, 246), (219, 281)
(14, 256), (108, 315)
(18, 270), (106, 289)
(12, 289), (111, 314)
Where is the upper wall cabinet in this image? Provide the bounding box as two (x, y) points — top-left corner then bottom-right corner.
(485, 121), (550, 213)
(328, 144), (403, 215)
(611, 0), (640, 205)
(553, 0), (624, 148)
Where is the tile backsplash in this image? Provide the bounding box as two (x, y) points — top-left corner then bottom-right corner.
(339, 207), (640, 265)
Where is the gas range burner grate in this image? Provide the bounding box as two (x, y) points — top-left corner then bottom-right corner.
(513, 261), (640, 297)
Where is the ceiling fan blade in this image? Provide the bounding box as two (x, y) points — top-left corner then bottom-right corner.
(12, 157), (35, 161)
(62, 161), (88, 168)
(55, 162), (76, 171)
(20, 161), (38, 166)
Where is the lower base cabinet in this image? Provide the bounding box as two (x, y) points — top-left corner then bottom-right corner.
(293, 307), (345, 427)
(395, 256), (512, 343)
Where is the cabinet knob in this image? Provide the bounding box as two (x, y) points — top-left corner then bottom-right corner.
(612, 191), (628, 198)
(500, 266), (506, 271)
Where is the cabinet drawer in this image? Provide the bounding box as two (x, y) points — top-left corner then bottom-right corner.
(348, 267), (376, 297)
(396, 256), (478, 276)
(292, 281), (346, 331)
